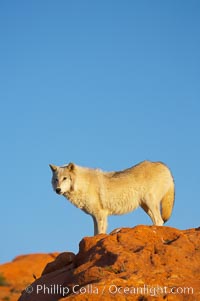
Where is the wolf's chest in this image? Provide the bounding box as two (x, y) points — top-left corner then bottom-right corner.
(65, 190), (89, 210)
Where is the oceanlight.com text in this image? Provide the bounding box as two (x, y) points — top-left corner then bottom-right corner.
(25, 283), (194, 297)
(108, 284), (194, 296)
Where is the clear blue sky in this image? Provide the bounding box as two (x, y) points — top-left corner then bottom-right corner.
(0, 1), (200, 264)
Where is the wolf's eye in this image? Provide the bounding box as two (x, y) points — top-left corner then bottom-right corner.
(63, 177), (67, 181)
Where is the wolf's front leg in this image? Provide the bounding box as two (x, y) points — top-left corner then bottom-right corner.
(92, 215), (98, 235)
(92, 212), (108, 235)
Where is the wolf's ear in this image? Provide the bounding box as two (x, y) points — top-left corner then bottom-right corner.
(68, 162), (75, 171)
(49, 164), (57, 172)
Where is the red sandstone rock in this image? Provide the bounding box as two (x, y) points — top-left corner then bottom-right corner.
(42, 252), (75, 276)
(1, 226), (200, 301)
(0, 253), (59, 301)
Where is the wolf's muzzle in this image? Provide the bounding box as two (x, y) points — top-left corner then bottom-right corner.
(56, 188), (61, 194)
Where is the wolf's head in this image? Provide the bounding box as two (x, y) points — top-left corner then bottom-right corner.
(49, 163), (75, 195)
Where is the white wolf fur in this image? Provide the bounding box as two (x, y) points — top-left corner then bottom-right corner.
(49, 161), (175, 235)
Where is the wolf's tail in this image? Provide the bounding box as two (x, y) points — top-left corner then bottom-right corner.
(161, 184), (175, 223)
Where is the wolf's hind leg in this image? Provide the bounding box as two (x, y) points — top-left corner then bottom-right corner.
(144, 195), (164, 226)
(149, 204), (164, 226)
(141, 203), (154, 222)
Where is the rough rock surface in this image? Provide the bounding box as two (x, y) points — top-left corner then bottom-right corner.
(1, 226), (200, 301)
(0, 253), (59, 301)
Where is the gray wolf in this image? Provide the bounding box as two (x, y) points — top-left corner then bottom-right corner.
(49, 161), (175, 235)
